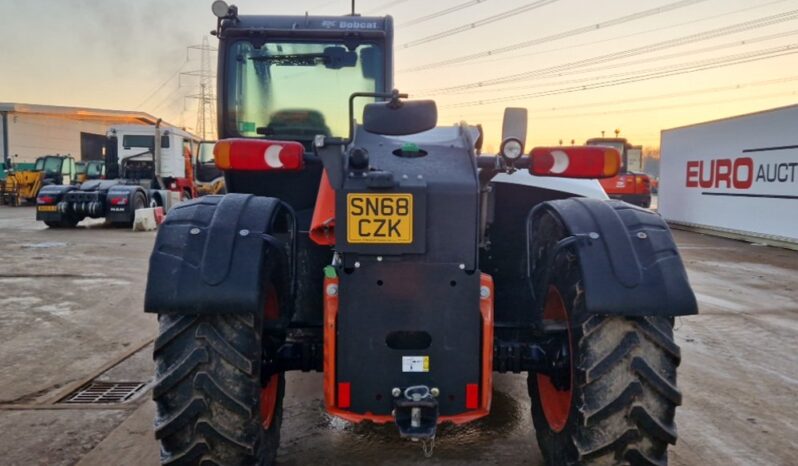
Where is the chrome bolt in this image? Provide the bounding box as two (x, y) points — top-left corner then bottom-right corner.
(326, 284), (338, 297)
(392, 387), (401, 397)
(588, 232), (600, 240)
(239, 229), (250, 237)
(480, 286), (491, 299)
(402, 174), (409, 179)
(189, 228), (200, 235)
(377, 256), (383, 262)
(637, 231), (648, 239)
(430, 387), (440, 397)
(459, 263), (466, 270)
(354, 261), (361, 268)
(417, 174), (424, 180)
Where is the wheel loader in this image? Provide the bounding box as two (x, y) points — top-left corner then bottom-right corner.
(0, 154), (76, 206)
(144, 3), (698, 465)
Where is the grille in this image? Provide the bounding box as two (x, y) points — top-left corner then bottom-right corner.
(60, 381), (146, 404)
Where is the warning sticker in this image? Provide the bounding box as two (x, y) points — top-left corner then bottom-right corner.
(402, 356), (430, 373)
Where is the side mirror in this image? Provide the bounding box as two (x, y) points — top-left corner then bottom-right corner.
(325, 47), (357, 69)
(363, 100), (438, 136)
(360, 46), (383, 81)
(500, 108), (527, 163)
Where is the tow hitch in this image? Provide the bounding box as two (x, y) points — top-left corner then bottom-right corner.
(393, 385), (439, 456)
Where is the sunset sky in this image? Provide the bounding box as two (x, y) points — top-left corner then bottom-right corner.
(1, 0), (796, 151)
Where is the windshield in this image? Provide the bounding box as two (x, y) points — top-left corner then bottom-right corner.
(76, 163), (86, 175)
(198, 142), (215, 163)
(86, 162), (103, 177)
(224, 40), (384, 140)
(42, 157), (62, 174)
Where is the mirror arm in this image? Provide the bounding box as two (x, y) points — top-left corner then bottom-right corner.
(345, 90), (407, 144)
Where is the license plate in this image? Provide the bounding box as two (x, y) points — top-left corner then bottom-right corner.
(37, 205), (58, 212)
(347, 193), (413, 244)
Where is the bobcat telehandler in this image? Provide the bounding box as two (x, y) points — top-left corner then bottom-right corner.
(144, 3), (697, 465)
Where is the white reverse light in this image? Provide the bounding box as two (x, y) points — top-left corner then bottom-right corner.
(501, 138), (524, 161)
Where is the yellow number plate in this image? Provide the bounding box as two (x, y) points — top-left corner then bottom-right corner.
(37, 205), (58, 212)
(347, 193), (413, 244)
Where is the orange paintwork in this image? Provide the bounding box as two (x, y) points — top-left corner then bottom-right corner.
(310, 171), (336, 246)
(322, 272), (495, 425)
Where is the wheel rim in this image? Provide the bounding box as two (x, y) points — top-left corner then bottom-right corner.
(260, 285), (279, 430)
(536, 285), (573, 433)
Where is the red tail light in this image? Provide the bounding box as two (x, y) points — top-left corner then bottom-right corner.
(37, 195), (56, 205)
(110, 196), (129, 206)
(530, 146), (620, 179)
(214, 139), (304, 171)
(465, 383), (479, 409)
(337, 382), (351, 408)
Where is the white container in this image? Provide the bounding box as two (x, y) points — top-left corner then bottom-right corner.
(659, 104), (798, 246)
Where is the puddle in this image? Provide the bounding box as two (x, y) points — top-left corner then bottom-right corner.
(21, 242), (68, 249)
(71, 278), (131, 287)
(0, 296), (43, 307)
(36, 302), (75, 317)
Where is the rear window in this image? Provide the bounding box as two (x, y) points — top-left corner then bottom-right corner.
(122, 135), (170, 149)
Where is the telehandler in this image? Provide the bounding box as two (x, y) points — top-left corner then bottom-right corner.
(144, 3), (697, 465)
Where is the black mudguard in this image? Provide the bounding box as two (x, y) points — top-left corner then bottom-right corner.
(36, 185), (76, 222)
(529, 198), (697, 317)
(144, 194), (295, 319)
(106, 185), (145, 223)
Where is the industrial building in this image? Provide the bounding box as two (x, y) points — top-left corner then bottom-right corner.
(0, 103), (165, 169)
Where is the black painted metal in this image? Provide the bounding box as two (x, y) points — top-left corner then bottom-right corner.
(144, 194), (296, 318)
(528, 198), (698, 317)
(337, 261), (481, 416)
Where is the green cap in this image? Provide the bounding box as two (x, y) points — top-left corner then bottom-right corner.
(401, 142), (420, 153)
(323, 265), (337, 279)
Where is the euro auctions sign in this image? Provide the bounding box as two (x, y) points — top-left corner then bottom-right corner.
(659, 104), (798, 244)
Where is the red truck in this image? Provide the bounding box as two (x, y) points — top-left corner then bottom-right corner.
(586, 137), (652, 208)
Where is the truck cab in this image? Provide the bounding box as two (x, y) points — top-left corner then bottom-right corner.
(586, 137), (652, 208)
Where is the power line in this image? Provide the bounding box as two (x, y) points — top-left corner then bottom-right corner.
(419, 0), (791, 71)
(442, 75), (798, 119)
(403, 0), (708, 71)
(428, 8), (798, 94)
(400, 0), (488, 27)
(136, 59), (189, 109)
(440, 43), (798, 108)
(448, 90), (798, 126)
(438, 29), (798, 97)
(400, 0), (560, 49)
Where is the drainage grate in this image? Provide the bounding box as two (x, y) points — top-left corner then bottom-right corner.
(60, 381), (146, 404)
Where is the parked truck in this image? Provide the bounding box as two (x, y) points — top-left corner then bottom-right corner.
(586, 137), (652, 208)
(36, 124), (199, 227)
(143, 3), (698, 466)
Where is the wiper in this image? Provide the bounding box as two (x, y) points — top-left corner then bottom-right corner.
(250, 53), (326, 66)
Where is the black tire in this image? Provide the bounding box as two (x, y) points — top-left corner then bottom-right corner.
(44, 214), (80, 228)
(528, 211), (682, 466)
(153, 297), (284, 465)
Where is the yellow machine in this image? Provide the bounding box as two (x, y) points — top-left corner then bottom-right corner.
(1, 155), (76, 206)
(196, 177), (226, 196)
(194, 141), (226, 196)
